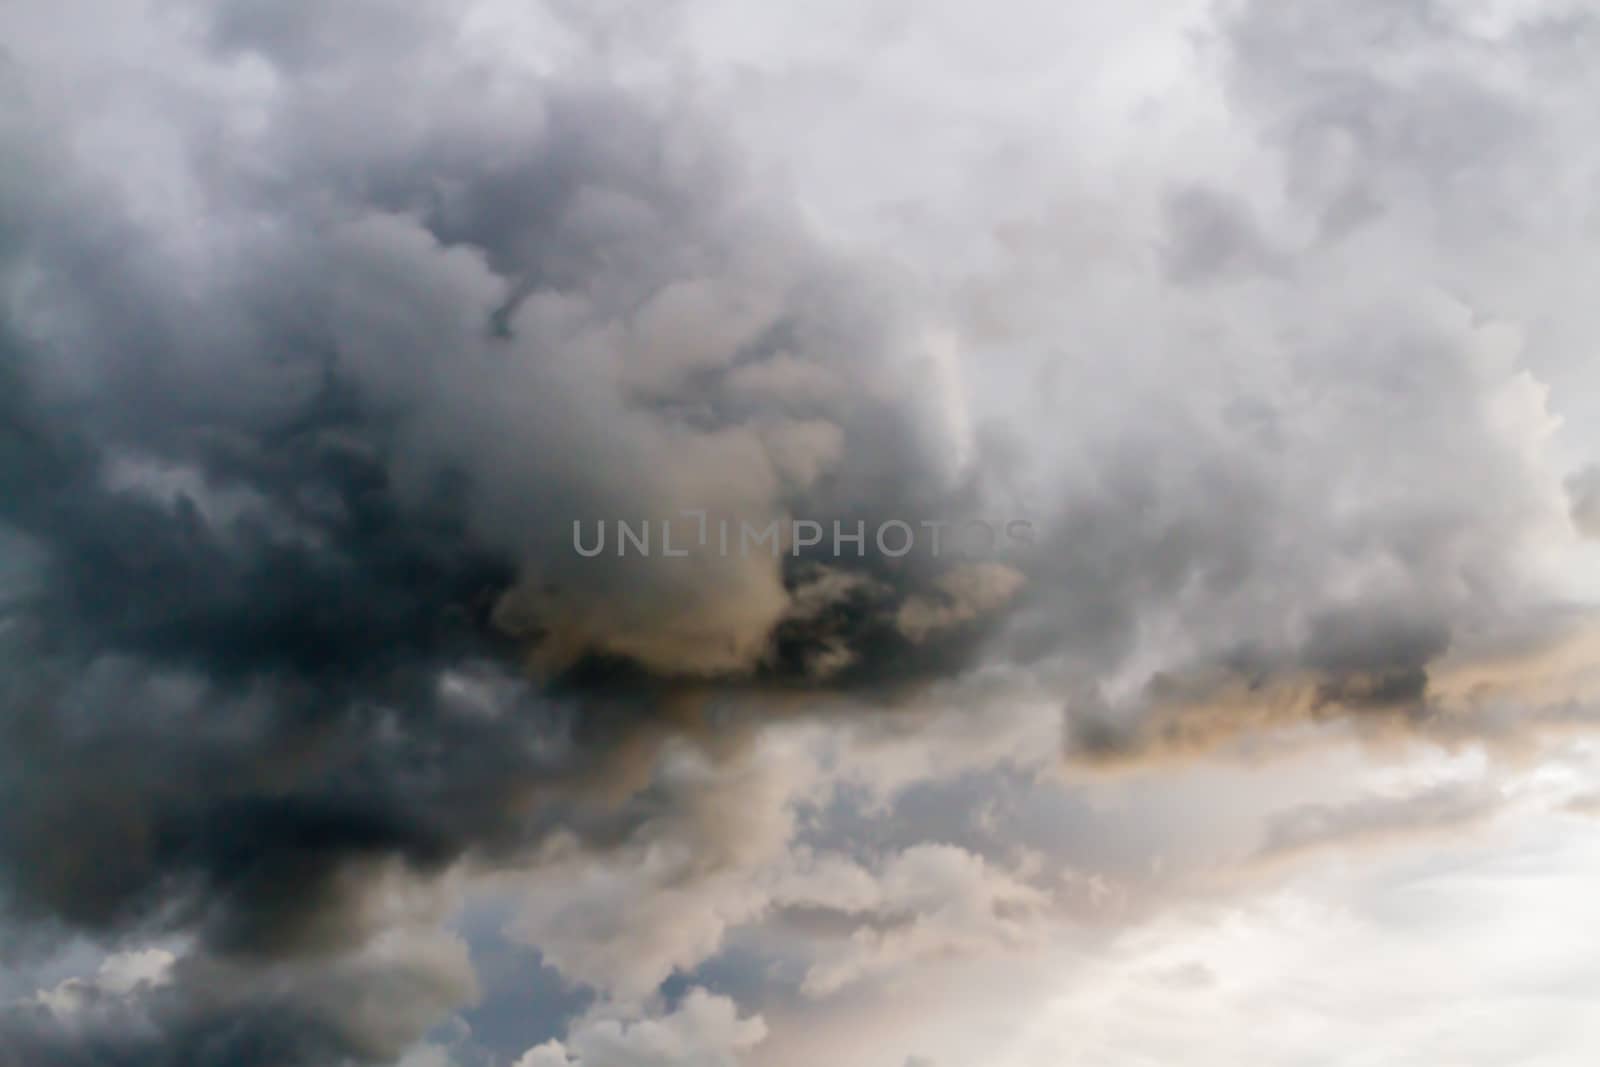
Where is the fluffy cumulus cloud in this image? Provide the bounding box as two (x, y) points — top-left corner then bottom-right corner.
(6, 0), (1600, 1064)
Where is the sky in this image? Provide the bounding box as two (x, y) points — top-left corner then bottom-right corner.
(4, 1), (1600, 1064)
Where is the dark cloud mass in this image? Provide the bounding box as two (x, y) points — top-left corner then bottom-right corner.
(4, 0), (1600, 1064)
(0, 2), (1033, 1060)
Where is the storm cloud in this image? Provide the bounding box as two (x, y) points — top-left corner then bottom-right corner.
(6, 0), (1600, 1064)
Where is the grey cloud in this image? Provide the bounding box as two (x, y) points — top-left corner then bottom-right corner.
(1161, 185), (1284, 284)
(1566, 464), (1600, 539)
(0, 3), (1022, 1061)
(1251, 781), (1504, 866)
(972, 0), (1598, 770)
(6, 0), (1600, 1063)
(0, 0), (1026, 964)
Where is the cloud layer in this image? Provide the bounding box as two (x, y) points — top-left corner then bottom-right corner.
(6, 0), (1600, 1065)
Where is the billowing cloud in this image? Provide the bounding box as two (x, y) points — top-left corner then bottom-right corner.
(7, 0), (1600, 1064)
(515, 990), (767, 1067)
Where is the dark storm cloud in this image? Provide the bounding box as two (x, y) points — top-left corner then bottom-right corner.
(0, 0), (1576, 978)
(5, 0), (1600, 1062)
(0, 3), (1031, 1060)
(0, 934), (476, 1067)
(1, 331), (552, 958)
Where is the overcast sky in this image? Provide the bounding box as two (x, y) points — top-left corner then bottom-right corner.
(5, 1), (1600, 1065)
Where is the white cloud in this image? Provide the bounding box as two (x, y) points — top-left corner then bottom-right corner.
(516, 989), (767, 1067)
(31, 948), (176, 1021)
